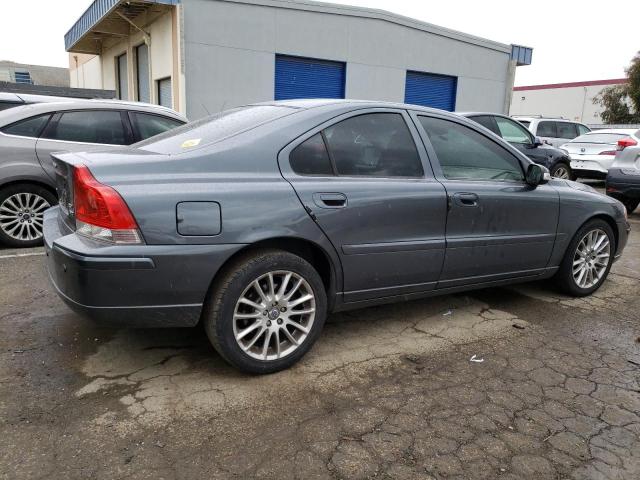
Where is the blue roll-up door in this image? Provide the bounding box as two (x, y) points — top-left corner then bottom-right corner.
(275, 55), (345, 100)
(405, 71), (457, 111)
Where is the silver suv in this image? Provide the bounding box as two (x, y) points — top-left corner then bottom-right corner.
(512, 116), (591, 148)
(0, 100), (186, 247)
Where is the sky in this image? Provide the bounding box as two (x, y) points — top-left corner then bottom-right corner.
(0, 0), (637, 86)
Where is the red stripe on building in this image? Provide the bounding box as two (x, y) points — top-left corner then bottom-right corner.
(513, 78), (627, 91)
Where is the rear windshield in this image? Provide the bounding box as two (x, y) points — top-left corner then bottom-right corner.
(518, 120), (530, 127)
(136, 105), (294, 154)
(572, 133), (630, 144)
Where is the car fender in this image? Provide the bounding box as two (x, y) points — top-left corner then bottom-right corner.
(0, 161), (55, 191)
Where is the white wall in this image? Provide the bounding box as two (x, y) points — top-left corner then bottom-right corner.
(509, 83), (624, 124)
(183, 0), (512, 119)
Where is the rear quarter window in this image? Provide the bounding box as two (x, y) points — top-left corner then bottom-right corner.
(136, 105), (294, 154)
(1, 114), (51, 138)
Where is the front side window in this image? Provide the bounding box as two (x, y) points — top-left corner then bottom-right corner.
(419, 116), (524, 182)
(536, 121), (557, 138)
(557, 122), (578, 139)
(130, 112), (184, 141)
(322, 113), (423, 177)
(495, 117), (532, 144)
(290, 133), (334, 176)
(470, 116), (499, 135)
(1, 114), (51, 138)
(43, 110), (126, 145)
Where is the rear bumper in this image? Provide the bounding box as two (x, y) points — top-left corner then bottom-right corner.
(607, 168), (640, 199)
(43, 207), (244, 327)
(570, 157), (612, 178)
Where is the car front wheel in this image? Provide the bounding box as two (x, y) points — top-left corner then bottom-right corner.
(555, 219), (615, 296)
(203, 249), (327, 374)
(550, 162), (573, 180)
(0, 184), (56, 248)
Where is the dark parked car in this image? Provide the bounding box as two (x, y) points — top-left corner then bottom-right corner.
(460, 113), (575, 179)
(44, 100), (629, 373)
(606, 145), (640, 213)
(0, 100), (186, 247)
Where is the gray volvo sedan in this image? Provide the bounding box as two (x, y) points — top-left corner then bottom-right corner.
(44, 100), (630, 373)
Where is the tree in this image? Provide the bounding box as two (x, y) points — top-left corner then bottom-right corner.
(593, 51), (640, 124)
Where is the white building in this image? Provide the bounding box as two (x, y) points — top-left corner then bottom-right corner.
(510, 78), (627, 125)
(66, 0), (532, 119)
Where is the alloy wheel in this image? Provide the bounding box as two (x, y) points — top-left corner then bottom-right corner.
(553, 166), (570, 179)
(0, 193), (50, 242)
(233, 270), (316, 361)
(572, 229), (610, 289)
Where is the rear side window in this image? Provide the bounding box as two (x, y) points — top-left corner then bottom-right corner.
(419, 116), (524, 182)
(323, 113), (423, 177)
(2, 114), (51, 138)
(137, 105), (293, 154)
(557, 122), (578, 139)
(290, 133), (333, 176)
(43, 110), (127, 145)
(536, 121), (556, 137)
(130, 112), (184, 141)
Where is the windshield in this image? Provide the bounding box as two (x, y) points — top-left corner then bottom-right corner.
(571, 133), (630, 144)
(518, 120), (530, 128)
(136, 105), (295, 154)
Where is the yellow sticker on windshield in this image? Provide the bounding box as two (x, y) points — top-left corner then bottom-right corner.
(181, 138), (201, 148)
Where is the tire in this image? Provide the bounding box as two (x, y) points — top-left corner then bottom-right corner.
(550, 162), (573, 180)
(203, 249), (327, 374)
(555, 219), (615, 297)
(0, 183), (56, 248)
(621, 197), (639, 214)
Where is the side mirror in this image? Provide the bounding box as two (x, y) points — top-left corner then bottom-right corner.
(526, 163), (551, 187)
(533, 136), (544, 147)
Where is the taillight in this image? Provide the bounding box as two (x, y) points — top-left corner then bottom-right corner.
(599, 150), (617, 156)
(73, 165), (143, 244)
(617, 137), (638, 150)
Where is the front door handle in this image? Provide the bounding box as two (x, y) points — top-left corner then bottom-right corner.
(313, 192), (348, 209)
(451, 192), (479, 207)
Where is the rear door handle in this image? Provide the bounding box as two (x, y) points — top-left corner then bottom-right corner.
(451, 192), (479, 207)
(313, 192), (348, 209)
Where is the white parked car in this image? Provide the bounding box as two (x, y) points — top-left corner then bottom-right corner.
(512, 116), (590, 148)
(560, 129), (640, 179)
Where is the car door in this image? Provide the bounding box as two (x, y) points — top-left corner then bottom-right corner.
(412, 112), (559, 288)
(35, 109), (131, 181)
(0, 113), (53, 178)
(279, 109), (448, 303)
(535, 120), (558, 147)
(556, 122), (579, 146)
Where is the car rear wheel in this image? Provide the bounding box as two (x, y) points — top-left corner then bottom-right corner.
(203, 249), (327, 374)
(555, 219), (615, 296)
(0, 184), (56, 248)
(550, 162), (573, 180)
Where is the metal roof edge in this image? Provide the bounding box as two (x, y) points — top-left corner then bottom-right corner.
(214, 0), (513, 54)
(514, 78), (628, 91)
